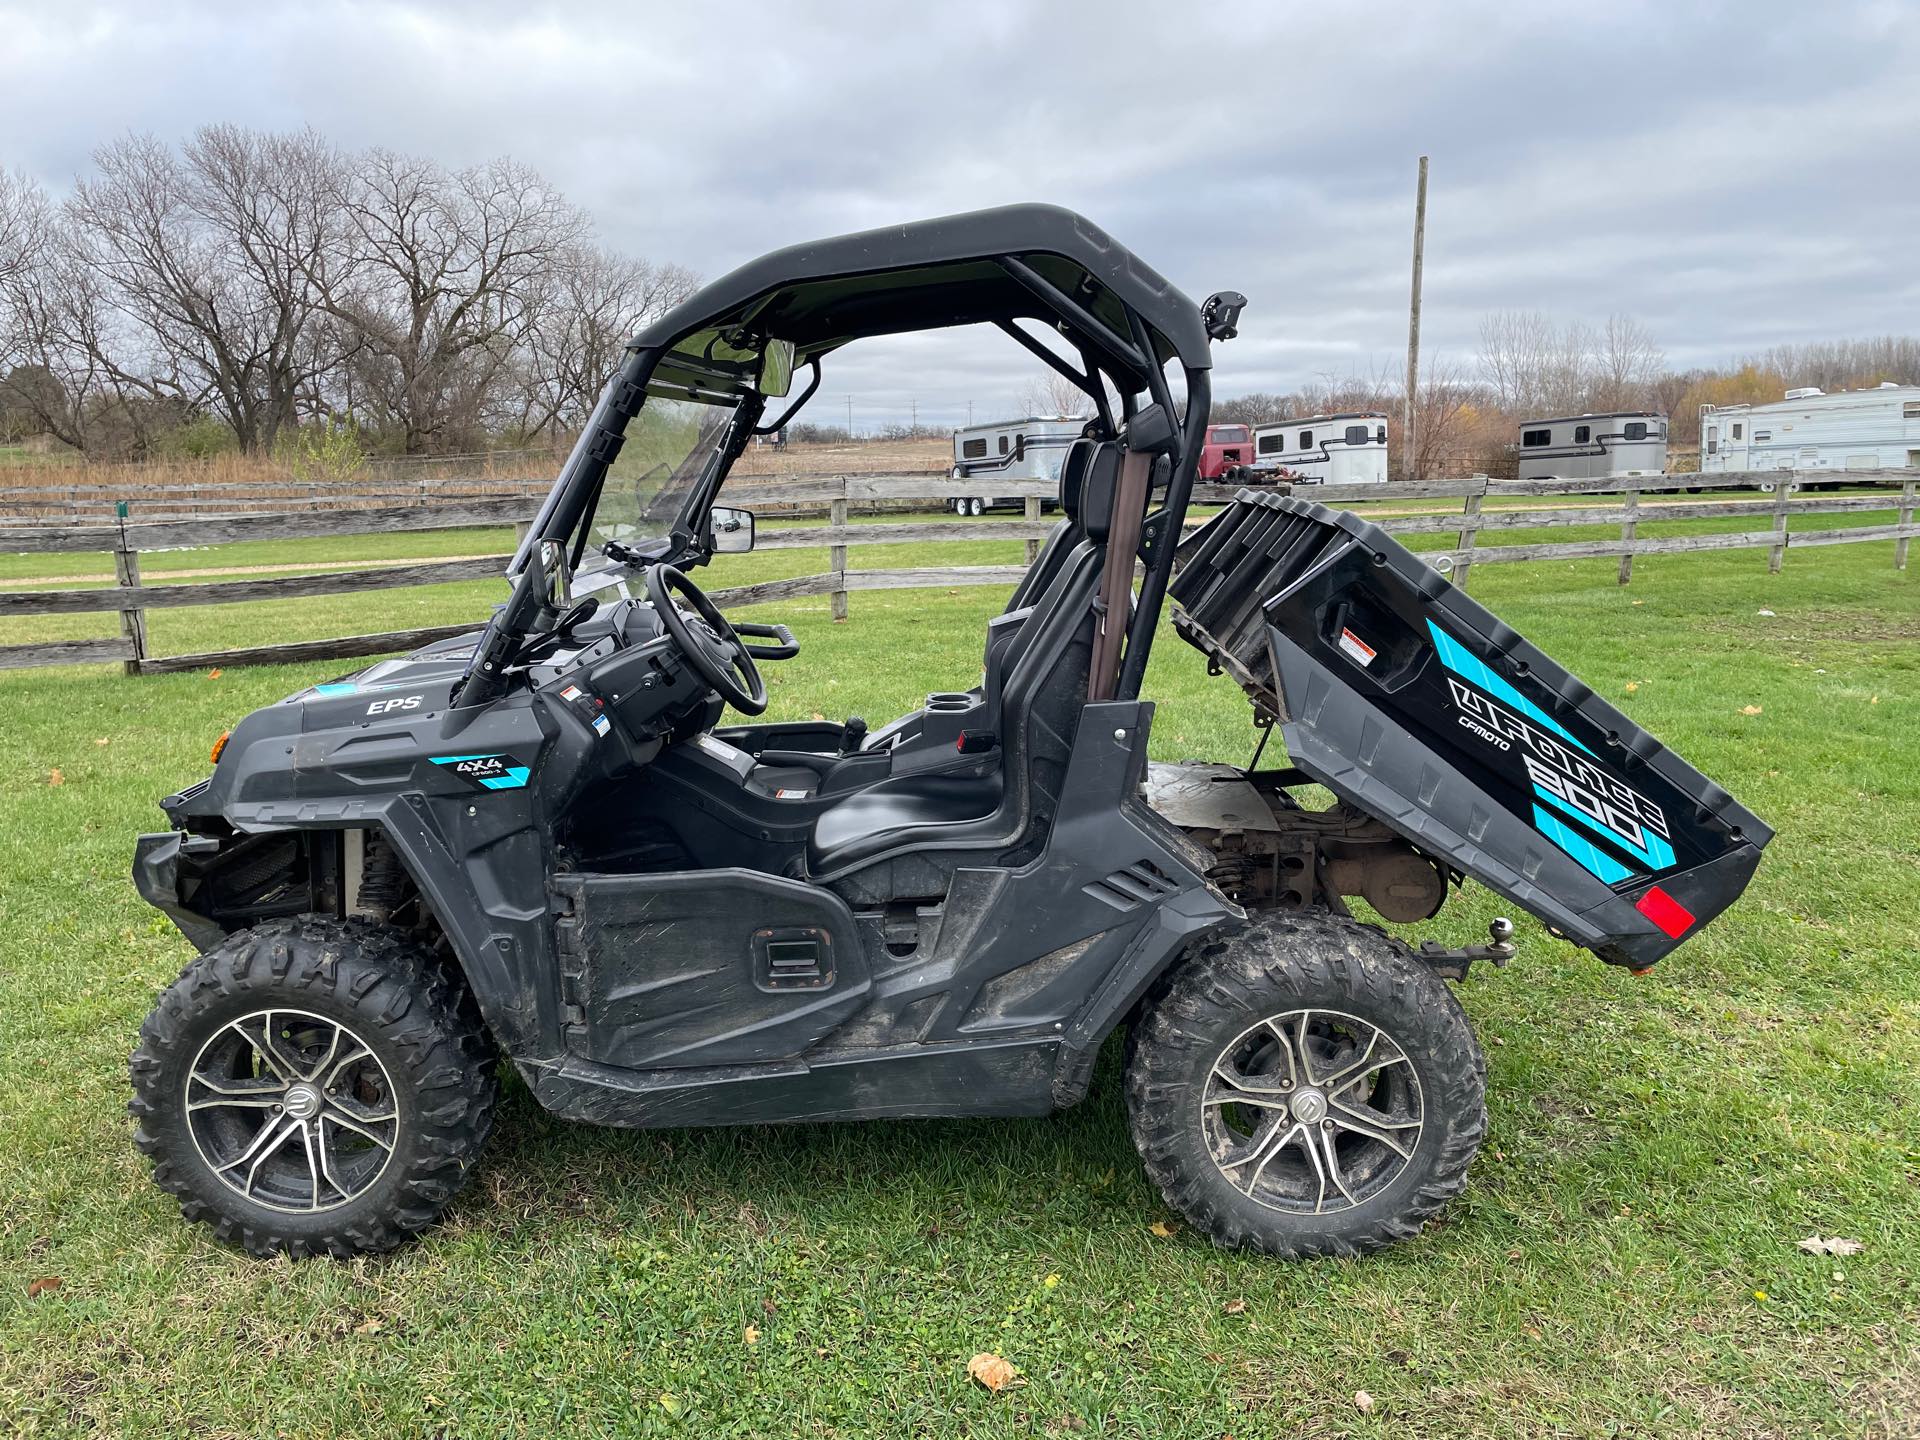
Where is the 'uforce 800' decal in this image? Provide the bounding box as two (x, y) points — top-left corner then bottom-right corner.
(1427, 620), (1672, 884)
(430, 753), (530, 791)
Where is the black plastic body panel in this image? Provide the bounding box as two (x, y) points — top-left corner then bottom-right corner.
(137, 633), (1241, 1131)
(1171, 490), (1772, 967)
(552, 869), (871, 1068)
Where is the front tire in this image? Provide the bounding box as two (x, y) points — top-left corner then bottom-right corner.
(130, 916), (499, 1258)
(1126, 912), (1485, 1257)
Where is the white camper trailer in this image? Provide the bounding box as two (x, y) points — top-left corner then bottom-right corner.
(1514, 413), (1668, 482)
(1699, 384), (1920, 478)
(1248, 412), (1390, 486)
(948, 416), (1082, 514)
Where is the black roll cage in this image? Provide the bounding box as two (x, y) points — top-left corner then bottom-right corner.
(479, 204), (1227, 709)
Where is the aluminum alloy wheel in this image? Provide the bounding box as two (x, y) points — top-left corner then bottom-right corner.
(1199, 1007), (1424, 1216)
(184, 1008), (399, 1215)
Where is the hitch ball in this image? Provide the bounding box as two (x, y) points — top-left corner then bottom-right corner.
(1488, 916), (1514, 944)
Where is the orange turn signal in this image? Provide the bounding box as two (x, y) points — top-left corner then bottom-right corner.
(210, 730), (231, 764)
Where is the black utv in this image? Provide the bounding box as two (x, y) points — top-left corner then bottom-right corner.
(129, 205), (1770, 1259)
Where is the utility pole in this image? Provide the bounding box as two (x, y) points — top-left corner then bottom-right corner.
(1404, 155), (1428, 482)
(967, 400), (974, 426)
(911, 399), (918, 433)
(845, 394), (853, 438)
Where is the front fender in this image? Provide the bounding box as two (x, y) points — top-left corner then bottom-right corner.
(132, 831), (229, 953)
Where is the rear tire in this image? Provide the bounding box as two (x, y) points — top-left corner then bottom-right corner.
(1125, 912), (1485, 1257)
(967, 496), (985, 516)
(129, 915), (499, 1258)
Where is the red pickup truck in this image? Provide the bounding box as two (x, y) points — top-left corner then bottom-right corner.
(1197, 423), (1255, 481)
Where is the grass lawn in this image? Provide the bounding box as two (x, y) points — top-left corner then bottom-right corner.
(0, 528), (1916, 1437)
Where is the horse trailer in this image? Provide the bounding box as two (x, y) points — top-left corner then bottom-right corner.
(1248, 412), (1390, 486)
(949, 416), (1082, 514)
(1514, 413), (1667, 482)
(1699, 384), (1920, 477)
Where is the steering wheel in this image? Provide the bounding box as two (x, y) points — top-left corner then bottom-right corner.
(644, 564), (768, 716)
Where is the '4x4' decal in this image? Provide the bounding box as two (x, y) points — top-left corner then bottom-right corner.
(430, 754), (530, 791)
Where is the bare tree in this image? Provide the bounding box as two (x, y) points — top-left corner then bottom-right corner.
(1016, 368), (1092, 418)
(1646, 369), (1699, 443)
(1478, 309), (1664, 417)
(513, 245), (698, 439)
(1746, 335), (1920, 391)
(313, 150), (588, 452)
(1400, 356), (1473, 480)
(183, 125), (350, 447)
(0, 170), (34, 341)
(0, 173), (178, 454)
(1477, 310), (1558, 414)
(1592, 313), (1664, 411)
(1209, 391), (1290, 426)
(63, 129), (342, 453)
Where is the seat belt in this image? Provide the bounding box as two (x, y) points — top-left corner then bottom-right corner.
(1088, 446), (1152, 701)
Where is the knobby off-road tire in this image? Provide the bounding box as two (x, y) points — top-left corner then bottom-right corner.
(130, 915), (499, 1258)
(1126, 911), (1486, 1257)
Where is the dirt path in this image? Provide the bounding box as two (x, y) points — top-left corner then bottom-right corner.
(15, 553), (508, 586)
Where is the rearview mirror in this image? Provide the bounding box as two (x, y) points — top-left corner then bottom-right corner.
(757, 340), (796, 398)
(709, 505), (755, 553)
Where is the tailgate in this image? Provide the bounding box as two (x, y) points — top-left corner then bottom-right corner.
(1169, 489), (1772, 968)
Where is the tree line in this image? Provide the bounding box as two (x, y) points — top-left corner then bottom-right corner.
(0, 127), (698, 459)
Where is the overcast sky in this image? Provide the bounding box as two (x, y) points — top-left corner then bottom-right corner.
(5, 0), (1917, 430)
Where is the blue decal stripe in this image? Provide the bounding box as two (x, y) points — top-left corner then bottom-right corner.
(478, 767), (531, 790)
(430, 754), (493, 764)
(1532, 806), (1634, 884)
(1531, 784), (1675, 871)
(313, 683), (358, 696)
(1427, 621), (1594, 756)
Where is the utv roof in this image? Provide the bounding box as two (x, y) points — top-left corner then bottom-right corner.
(633, 204), (1211, 396)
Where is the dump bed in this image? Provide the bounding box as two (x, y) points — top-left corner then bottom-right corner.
(1169, 489), (1772, 968)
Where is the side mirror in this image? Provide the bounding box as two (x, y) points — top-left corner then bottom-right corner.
(757, 340), (796, 398)
(709, 505), (755, 553)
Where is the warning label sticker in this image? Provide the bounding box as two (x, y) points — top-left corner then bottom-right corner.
(1337, 627), (1377, 667)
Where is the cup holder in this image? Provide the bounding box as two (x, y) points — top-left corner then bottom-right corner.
(926, 692), (973, 713)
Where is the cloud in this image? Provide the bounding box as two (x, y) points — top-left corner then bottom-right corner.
(2, 0), (1916, 425)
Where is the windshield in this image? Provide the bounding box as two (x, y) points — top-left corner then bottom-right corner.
(585, 391), (740, 560)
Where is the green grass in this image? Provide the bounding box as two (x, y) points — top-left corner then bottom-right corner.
(1, 532), (1917, 1437)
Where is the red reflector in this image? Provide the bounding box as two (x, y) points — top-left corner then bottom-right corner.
(1635, 885), (1694, 940)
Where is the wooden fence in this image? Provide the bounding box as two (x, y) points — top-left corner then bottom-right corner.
(0, 475), (554, 525)
(0, 469), (1912, 676)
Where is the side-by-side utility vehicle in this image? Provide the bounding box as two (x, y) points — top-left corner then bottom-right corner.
(130, 206), (1770, 1258)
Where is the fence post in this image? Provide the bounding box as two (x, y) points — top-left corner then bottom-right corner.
(1617, 488), (1639, 586)
(1896, 479), (1916, 573)
(1768, 481), (1792, 573)
(1451, 475), (1485, 590)
(829, 476), (849, 622)
(112, 500), (148, 677)
(1024, 492), (1042, 563)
